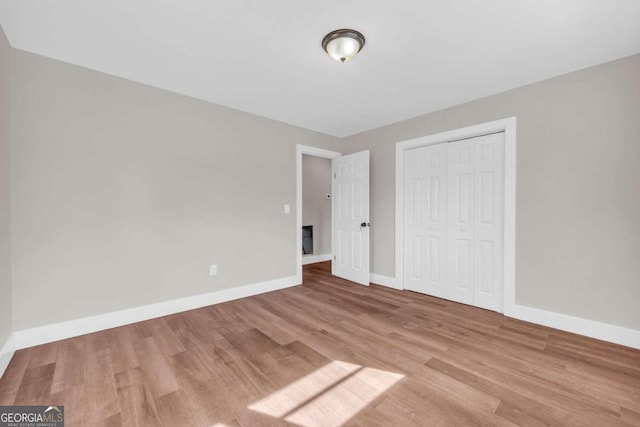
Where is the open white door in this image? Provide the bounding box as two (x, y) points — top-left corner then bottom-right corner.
(332, 150), (370, 286)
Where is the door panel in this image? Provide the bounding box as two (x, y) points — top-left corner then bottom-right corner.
(332, 151), (370, 286)
(447, 139), (475, 305)
(473, 133), (504, 311)
(403, 144), (448, 298)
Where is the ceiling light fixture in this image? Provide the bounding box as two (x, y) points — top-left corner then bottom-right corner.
(322, 29), (365, 63)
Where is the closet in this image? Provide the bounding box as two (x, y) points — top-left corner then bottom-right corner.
(403, 132), (505, 312)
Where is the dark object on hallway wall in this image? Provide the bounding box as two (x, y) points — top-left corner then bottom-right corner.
(302, 225), (313, 254)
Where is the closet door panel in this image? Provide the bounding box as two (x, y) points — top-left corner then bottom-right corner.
(403, 144), (448, 299)
(447, 140), (475, 305)
(473, 133), (505, 311)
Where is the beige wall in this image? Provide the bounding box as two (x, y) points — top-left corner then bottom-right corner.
(11, 50), (340, 330)
(6, 45), (640, 335)
(0, 26), (11, 345)
(302, 155), (332, 256)
(342, 54), (640, 330)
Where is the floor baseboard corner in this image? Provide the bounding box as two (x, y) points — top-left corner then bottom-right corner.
(0, 333), (16, 379)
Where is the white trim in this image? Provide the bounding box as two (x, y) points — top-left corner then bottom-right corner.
(506, 303), (640, 350)
(0, 333), (16, 379)
(296, 144), (341, 284)
(6, 279), (638, 358)
(13, 275), (298, 350)
(395, 117), (517, 314)
(369, 273), (402, 290)
(302, 253), (332, 265)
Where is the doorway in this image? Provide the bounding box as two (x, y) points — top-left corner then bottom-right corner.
(295, 145), (371, 286)
(295, 145), (341, 284)
(302, 154), (333, 265)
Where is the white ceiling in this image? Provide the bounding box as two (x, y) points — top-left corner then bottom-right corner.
(1, 1), (639, 137)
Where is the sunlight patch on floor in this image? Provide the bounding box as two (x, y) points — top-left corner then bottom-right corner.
(248, 360), (361, 417)
(249, 361), (404, 427)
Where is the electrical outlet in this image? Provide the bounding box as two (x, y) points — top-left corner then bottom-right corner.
(284, 204), (290, 214)
(209, 264), (218, 276)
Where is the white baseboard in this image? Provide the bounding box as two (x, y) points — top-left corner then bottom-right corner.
(8, 272), (640, 353)
(0, 333), (16, 379)
(505, 303), (640, 350)
(302, 253), (332, 265)
(370, 273), (403, 290)
(369, 273), (640, 350)
(13, 275), (299, 350)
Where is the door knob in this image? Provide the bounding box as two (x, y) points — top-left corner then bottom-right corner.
(360, 222), (371, 227)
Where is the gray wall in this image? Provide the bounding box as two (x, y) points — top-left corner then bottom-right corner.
(343, 54), (640, 330)
(6, 46), (640, 335)
(11, 49), (340, 330)
(0, 26), (11, 345)
(302, 155), (331, 256)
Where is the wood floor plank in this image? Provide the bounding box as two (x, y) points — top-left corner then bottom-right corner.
(427, 357), (614, 427)
(133, 337), (179, 399)
(1, 261), (639, 426)
(154, 388), (207, 427)
(84, 344), (114, 389)
(0, 349), (30, 403)
(622, 407), (640, 425)
(235, 304), (296, 346)
(168, 355), (235, 424)
(50, 337), (86, 394)
(26, 341), (60, 369)
(147, 319), (186, 357)
(107, 327), (141, 375)
(438, 348), (630, 425)
(82, 383), (120, 425)
(114, 368), (161, 427)
(13, 362), (55, 405)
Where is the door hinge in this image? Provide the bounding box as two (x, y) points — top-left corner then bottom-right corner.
(334, 256), (336, 260)
(333, 173), (336, 179)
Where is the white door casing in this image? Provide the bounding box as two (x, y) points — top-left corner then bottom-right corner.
(403, 144), (448, 298)
(332, 150), (370, 286)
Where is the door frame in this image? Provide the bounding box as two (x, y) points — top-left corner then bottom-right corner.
(395, 117), (516, 313)
(296, 144), (342, 284)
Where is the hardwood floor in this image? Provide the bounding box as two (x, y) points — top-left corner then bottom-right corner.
(1, 261), (639, 426)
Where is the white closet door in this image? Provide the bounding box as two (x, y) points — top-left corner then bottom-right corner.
(403, 144), (448, 299)
(472, 133), (505, 311)
(403, 132), (505, 312)
(447, 139), (475, 305)
(447, 133), (504, 311)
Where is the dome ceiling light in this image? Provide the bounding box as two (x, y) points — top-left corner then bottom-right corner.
(321, 29), (366, 63)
